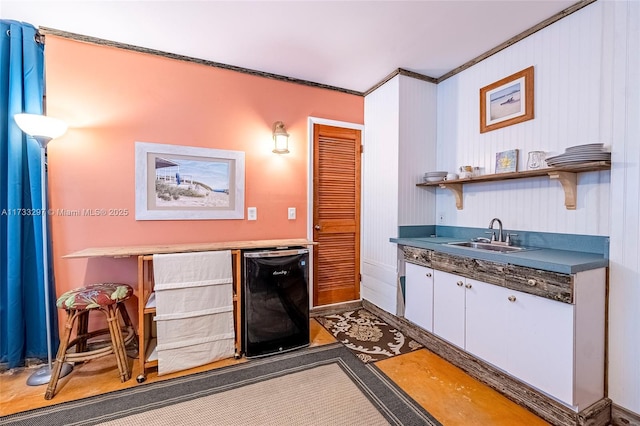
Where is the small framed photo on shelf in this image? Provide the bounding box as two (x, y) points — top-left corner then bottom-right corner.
(495, 149), (519, 173)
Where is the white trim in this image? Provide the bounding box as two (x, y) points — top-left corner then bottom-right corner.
(306, 117), (365, 307)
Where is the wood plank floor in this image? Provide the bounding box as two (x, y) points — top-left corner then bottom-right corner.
(0, 320), (548, 425)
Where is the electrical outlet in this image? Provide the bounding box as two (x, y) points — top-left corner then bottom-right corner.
(288, 207), (296, 220)
(437, 212), (446, 225)
(247, 207), (257, 221)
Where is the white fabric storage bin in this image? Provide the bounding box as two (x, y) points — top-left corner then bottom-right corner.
(154, 281), (233, 316)
(153, 250), (234, 375)
(156, 338), (235, 376)
(153, 250), (233, 293)
(155, 308), (234, 347)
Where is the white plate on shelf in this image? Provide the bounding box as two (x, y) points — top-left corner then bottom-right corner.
(546, 152), (610, 161)
(547, 157), (610, 164)
(546, 156), (610, 166)
(565, 143), (604, 152)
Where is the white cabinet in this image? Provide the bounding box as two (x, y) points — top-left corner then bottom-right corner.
(465, 279), (574, 404)
(464, 279), (509, 368)
(505, 289), (574, 405)
(404, 262), (434, 332)
(432, 270), (496, 351)
(433, 269), (467, 348)
(431, 267), (605, 410)
(400, 245), (605, 410)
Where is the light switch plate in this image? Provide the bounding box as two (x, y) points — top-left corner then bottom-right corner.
(288, 207), (296, 220)
(248, 207), (257, 221)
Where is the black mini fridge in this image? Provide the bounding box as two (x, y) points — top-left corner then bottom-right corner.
(242, 247), (310, 358)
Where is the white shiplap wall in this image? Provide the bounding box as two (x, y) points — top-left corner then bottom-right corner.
(363, 1), (639, 416)
(362, 0), (640, 413)
(399, 76), (438, 226)
(436, 2), (609, 235)
(362, 75), (437, 314)
(362, 76), (401, 313)
(434, 0), (640, 416)
(606, 0), (640, 416)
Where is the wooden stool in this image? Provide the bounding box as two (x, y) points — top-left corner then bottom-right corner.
(45, 283), (135, 400)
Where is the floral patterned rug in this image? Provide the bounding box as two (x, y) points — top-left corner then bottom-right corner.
(316, 309), (423, 363)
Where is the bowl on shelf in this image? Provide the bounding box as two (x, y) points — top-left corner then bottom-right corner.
(423, 171), (447, 182)
(424, 176), (445, 182)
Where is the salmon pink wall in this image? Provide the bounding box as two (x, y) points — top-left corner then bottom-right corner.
(44, 36), (363, 328)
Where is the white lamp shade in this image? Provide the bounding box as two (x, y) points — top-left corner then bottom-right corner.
(272, 121), (290, 154)
(274, 134), (289, 153)
(14, 113), (68, 144)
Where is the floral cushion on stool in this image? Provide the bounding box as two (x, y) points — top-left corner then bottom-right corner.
(56, 283), (133, 310)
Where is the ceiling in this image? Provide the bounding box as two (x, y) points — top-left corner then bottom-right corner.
(3, 0), (581, 93)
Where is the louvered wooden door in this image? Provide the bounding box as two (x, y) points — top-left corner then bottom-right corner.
(313, 124), (361, 306)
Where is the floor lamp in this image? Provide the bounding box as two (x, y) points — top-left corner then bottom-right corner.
(14, 113), (73, 386)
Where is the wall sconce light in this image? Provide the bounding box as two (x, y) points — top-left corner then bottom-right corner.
(272, 121), (290, 154)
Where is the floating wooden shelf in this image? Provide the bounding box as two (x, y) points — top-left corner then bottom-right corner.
(417, 161), (611, 210)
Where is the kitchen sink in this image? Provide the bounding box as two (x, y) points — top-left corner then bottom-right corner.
(446, 241), (528, 253)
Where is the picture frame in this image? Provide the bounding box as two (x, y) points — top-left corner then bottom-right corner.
(480, 66), (534, 133)
(495, 149), (519, 174)
(135, 141), (245, 220)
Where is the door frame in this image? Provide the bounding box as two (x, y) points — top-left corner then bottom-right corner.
(306, 117), (365, 307)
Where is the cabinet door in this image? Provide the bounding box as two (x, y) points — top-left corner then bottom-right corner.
(404, 262), (434, 332)
(465, 279), (508, 369)
(506, 291), (574, 405)
(433, 270), (465, 348)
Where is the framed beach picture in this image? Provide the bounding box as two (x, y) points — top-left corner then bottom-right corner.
(135, 141), (245, 220)
(480, 66), (534, 133)
(495, 149), (519, 174)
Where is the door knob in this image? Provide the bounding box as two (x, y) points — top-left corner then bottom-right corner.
(457, 281), (464, 287)
(465, 283), (472, 289)
(314, 225), (321, 230)
(508, 295), (517, 302)
(426, 273), (432, 278)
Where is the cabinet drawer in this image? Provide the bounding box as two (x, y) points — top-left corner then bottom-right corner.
(504, 266), (573, 303)
(430, 252), (505, 287)
(464, 258), (506, 287)
(402, 246), (432, 267)
(430, 251), (469, 275)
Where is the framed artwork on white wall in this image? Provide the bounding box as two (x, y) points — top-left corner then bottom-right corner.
(495, 149), (519, 173)
(480, 66), (534, 133)
(135, 141), (245, 220)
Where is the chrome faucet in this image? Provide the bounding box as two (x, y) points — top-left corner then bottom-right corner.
(488, 218), (504, 243)
(486, 218), (517, 246)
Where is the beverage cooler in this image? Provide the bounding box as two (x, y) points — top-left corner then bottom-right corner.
(242, 247), (310, 358)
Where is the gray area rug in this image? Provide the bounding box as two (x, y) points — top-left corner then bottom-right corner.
(0, 343), (440, 426)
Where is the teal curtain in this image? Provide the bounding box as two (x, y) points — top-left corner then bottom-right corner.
(0, 20), (58, 368)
